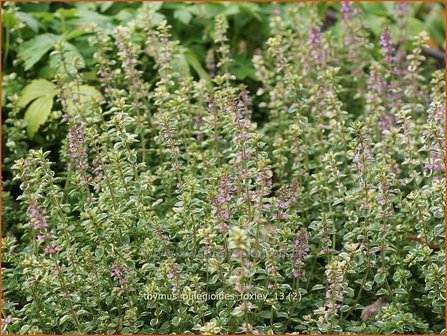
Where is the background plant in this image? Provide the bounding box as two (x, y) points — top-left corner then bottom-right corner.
(2, 2), (446, 334)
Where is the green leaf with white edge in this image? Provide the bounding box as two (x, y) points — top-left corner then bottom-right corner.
(77, 309), (90, 316)
(311, 284), (325, 291)
(59, 314), (72, 325)
(19, 33), (60, 71)
(374, 272), (386, 285)
(19, 325), (31, 334)
(17, 79), (57, 108)
(24, 95), (54, 138)
(231, 306), (244, 317)
(277, 311), (289, 318)
(171, 316), (182, 326)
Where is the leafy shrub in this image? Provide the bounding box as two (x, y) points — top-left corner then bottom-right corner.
(2, 2), (445, 334)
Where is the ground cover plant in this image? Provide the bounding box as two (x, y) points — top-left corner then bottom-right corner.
(2, 2), (446, 334)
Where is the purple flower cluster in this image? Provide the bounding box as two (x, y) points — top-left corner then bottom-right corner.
(309, 27), (322, 46)
(212, 173), (236, 233)
(367, 64), (386, 99)
(292, 229), (310, 278)
(352, 130), (374, 179)
(28, 200), (61, 256)
(272, 185), (298, 220)
(378, 114), (394, 133)
(238, 84), (252, 117)
(3, 316), (13, 325)
(111, 262), (129, 291)
(308, 27), (326, 66)
(206, 48), (217, 78)
(28, 201), (49, 230)
(425, 154), (444, 172)
(379, 27), (396, 65)
(340, 2), (354, 23)
(43, 245), (62, 255)
(230, 101), (253, 145)
(396, 2), (410, 20)
(67, 119), (87, 171)
(217, 174), (236, 205)
(325, 263), (345, 314)
(166, 263), (182, 293)
(325, 281), (344, 314)
(115, 27), (140, 86)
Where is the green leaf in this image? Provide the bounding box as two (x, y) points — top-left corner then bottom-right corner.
(24, 94), (54, 138)
(172, 53), (190, 76)
(390, 17), (426, 45)
(183, 49), (211, 83)
(99, 2), (114, 12)
(147, 2), (163, 11)
(95, 247), (104, 259)
(49, 42), (85, 73)
(174, 8), (193, 25)
(77, 85), (104, 104)
(2, 12), (17, 29)
(56, 7), (78, 20)
(361, 3), (388, 17)
(192, 3), (226, 19)
(16, 12), (39, 32)
(19, 34), (60, 71)
(425, 5), (445, 47)
(258, 310), (272, 319)
(238, 3), (262, 22)
(63, 85), (104, 115)
(63, 29), (88, 41)
(17, 79), (57, 108)
(363, 14), (387, 37)
(152, 13), (166, 26)
(277, 311), (289, 318)
(75, 7), (114, 31)
(220, 3), (242, 16)
(231, 54), (257, 80)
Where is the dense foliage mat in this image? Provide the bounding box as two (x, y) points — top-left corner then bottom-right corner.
(2, 2), (445, 334)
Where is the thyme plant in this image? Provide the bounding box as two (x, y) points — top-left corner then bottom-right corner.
(2, 2), (445, 334)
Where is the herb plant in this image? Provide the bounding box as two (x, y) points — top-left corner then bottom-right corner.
(2, 2), (445, 334)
